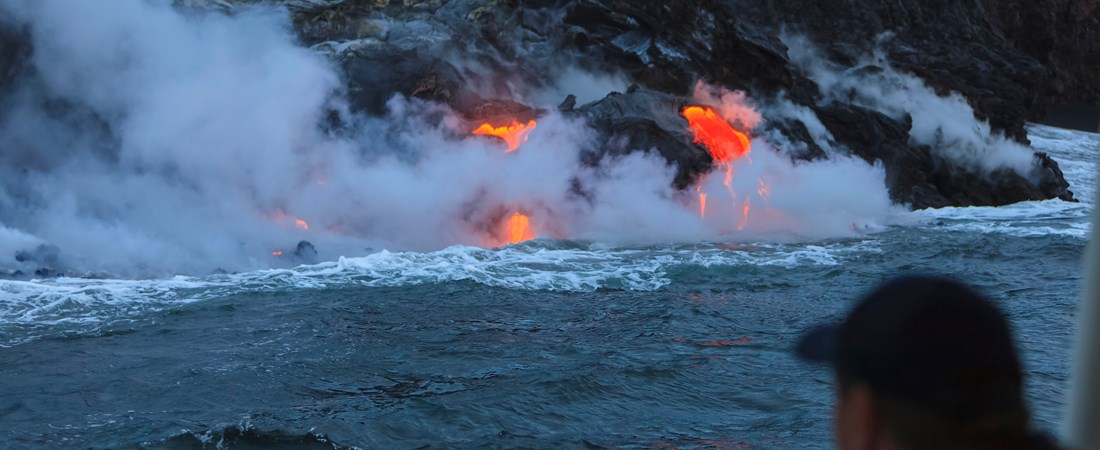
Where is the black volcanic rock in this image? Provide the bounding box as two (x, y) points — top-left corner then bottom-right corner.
(810, 102), (944, 208)
(294, 240), (319, 262)
(15, 244), (60, 267)
(326, 0), (1078, 209)
(812, 102), (1075, 209)
(725, 0), (1100, 142)
(13, 244), (64, 279)
(765, 119), (827, 162)
(48, 1), (1099, 209)
(339, 43), (464, 115)
(570, 88), (712, 190)
(559, 0), (797, 97)
(1035, 152), (1075, 201)
(983, 0), (1100, 115)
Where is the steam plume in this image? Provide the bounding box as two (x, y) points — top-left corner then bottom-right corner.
(0, 0), (903, 277)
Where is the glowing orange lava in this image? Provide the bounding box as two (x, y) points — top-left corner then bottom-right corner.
(267, 209), (310, 232)
(506, 212), (535, 244)
(738, 197), (751, 231)
(697, 184), (708, 218)
(473, 120), (537, 152)
(682, 106), (751, 164)
(272, 251), (283, 256)
(684, 106), (758, 230)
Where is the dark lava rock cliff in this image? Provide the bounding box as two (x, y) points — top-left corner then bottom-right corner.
(7, 0), (1092, 209)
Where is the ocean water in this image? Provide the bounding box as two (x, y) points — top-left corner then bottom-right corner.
(0, 124), (1095, 449)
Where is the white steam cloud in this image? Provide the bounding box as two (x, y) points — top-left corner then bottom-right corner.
(782, 33), (1039, 178)
(0, 0), (903, 278)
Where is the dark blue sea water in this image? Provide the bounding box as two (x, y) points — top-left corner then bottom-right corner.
(0, 125), (1095, 449)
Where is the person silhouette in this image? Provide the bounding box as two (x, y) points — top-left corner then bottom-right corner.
(797, 276), (1060, 450)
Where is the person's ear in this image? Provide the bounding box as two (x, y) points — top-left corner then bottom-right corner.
(836, 383), (878, 450)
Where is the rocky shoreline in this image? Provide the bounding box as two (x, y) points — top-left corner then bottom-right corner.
(232, 0), (1085, 208)
(5, 0), (1090, 209)
(0, 0), (1094, 278)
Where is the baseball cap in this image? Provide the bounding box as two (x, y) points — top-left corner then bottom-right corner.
(797, 276), (1024, 418)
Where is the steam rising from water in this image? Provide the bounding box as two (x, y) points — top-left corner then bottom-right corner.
(783, 34), (1039, 178)
(0, 0), (902, 277)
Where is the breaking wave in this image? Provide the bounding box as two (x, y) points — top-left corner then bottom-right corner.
(0, 121), (1093, 347)
(914, 124), (1097, 240)
(0, 239), (883, 346)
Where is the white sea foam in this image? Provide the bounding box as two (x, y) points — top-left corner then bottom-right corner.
(0, 276), (215, 348)
(0, 240), (883, 345)
(0, 1), (1094, 348)
(909, 124), (1097, 239)
(4, 121), (1092, 342)
(924, 221), (1091, 239)
(1028, 124), (1098, 206)
(785, 34), (1040, 178)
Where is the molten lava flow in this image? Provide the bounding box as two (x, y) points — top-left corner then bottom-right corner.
(472, 120), (537, 152)
(738, 197), (751, 231)
(506, 212), (535, 244)
(682, 106), (751, 164)
(268, 209), (310, 232)
(697, 184), (708, 218)
(684, 106), (757, 230)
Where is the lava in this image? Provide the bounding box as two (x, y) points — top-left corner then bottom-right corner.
(684, 106), (756, 227)
(738, 197), (751, 231)
(472, 120), (537, 152)
(268, 209), (310, 232)
(272, 251), (283, 256)
(697, 184), (708, 218)
(505, 212), (535, 244)
(682, 106), (751, 164)
(467, 118), (540, 247)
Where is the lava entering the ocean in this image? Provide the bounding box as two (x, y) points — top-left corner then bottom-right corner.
(697, 184), (708, 218)
(268, 209), (311, 232)
(505, 212), (535, 244)
(682, 106), (751, 164)
(683, 105), (767, 231)
(471, 118), (540, 245)
(472, 120), (537, 152)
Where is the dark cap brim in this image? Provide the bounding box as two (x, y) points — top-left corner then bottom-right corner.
(796, 324), (841, 364)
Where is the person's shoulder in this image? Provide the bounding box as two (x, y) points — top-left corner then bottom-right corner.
(1026, 432), (1064, 450)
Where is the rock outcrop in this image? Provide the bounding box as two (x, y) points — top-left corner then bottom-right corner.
(7, 0), (1089, 209)
(568, 86), (709, 190)
(261, 0), (1081, 208)
(4, 244), (65, 279)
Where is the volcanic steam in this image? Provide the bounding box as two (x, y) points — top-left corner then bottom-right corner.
(0, 0), (902, 277)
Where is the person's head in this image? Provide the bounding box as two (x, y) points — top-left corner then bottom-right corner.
(797, 276), (1032, 450)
